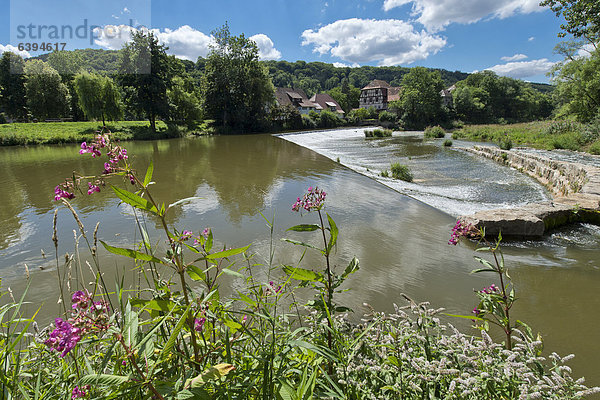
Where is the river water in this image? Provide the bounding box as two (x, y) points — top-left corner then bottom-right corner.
(1, 129), (599, 386)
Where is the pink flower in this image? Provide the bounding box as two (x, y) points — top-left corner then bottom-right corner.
(87, 182), (101, 195)
(194, 317), (206, 332)
(54, 185), (75, 201)
(292, 186), (327, 213)
(448, 220), (472, 245)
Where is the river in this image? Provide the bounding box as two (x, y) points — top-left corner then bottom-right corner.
(1, 129), (599, 386)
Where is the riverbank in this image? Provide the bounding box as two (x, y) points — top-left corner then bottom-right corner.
(452, 121), (600, 155)
(0, 121), (197, 146)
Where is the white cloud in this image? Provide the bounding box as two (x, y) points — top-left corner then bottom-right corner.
(249, 34), (282, 60)
(383, 0), (544, 31)
(94, 25), (280, 62)
(577, 43), (596, 58)
(123, 7), (130, 14)
(0, 44), (31, 58)
(501, 53), (527, 62)
(484, 58), (556, 79)
(301, 18), (446, 65)
(152, 26), (213, 60)
(528, 36), (535, 41)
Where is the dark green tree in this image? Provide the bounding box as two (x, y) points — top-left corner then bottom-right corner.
(201, 24), (274, 132)
(396, 67), (444, 128)
(119, 31), (172, 132)
(24, 60), (70, 120)
(0, 52), (28, 120)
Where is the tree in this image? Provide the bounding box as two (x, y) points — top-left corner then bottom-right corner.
(551, 46), (600, 121)
(0, 52), (28, 120)
(540, 0), (600, 43)
(24, 60), (70, 120)
(396, 67), (444, 128)
(74, 72), (123, 125)
(167, 76), (202, 124)
(201, 24), (274, 132)
(119, 31), (172, 132)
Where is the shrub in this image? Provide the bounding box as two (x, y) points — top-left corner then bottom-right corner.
(424, 125), (445, 138)
(390, 162), (413, 182)
(589, 140), (600, 155)
(443, 139), (453, 147)
(364, 128), (392, 138)
(0, 113), (7, 124)
(499, 136), (513, 150)
(380, 169), (389, 177)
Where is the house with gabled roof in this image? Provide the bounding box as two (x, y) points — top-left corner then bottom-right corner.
(359, 80), (402, 111)
(274, 87), (321, 115)
(309, 93), (345, 117)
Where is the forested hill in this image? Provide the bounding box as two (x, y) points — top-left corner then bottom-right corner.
(30, 48), (468, 92)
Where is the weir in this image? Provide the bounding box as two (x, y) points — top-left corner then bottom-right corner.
(460, 146), (600, 238)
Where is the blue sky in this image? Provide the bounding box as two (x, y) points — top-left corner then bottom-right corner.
(0, 0), (570, 83)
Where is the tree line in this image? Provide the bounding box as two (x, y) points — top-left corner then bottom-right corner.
(1, 14), (596, 133)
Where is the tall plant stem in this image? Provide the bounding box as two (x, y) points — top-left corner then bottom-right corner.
(317, 210), (334, 370)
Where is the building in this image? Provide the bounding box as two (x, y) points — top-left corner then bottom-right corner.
(274, 88), (345, 117)
(440, 84), (456, 107)
(309, 93), (345, 117)
(359, 80), (401, 111)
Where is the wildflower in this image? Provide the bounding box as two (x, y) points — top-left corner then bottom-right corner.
(54, 185), (75, 201)
(87, 182), (101, 195)
(479, 284), (500, 294)
(265, 281), (282, 295)
(194, 317), (206, 332)
(103, 162), (113, 174)
(292, 186), (327, 212)
(128, 174), (135, 185)
(448, 219), (472, 245)
(79, 142), (101, 158)
(202, 228), (210, 237)
(71, 385), (90, 399)
(180, 230), (193, 241)
(44, 318), (82, 357)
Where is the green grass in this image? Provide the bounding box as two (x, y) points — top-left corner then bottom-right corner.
(390, 162), (413, 182)
(451, 121), (600, 153)
(0, 121), (194, 146)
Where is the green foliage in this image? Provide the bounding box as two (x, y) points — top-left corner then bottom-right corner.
(380, 169), (389, 177)
(392, 67), (444, 129)
(541, 0), (600, 40)
(167, 76), (202, 124)
(551, 45), (600, 122)
(499, 136), (513, 150)
(74, 72), (123, 125)
(443, 139), (453, 147)
(119, 31), (172, 132)
(390, 162), (413, 182)
(201, 24), (274, 132)
(453, 71), (553, 124)
(0, 52), (28, 121)
(364, 128), (392, 138)
(424, 125), (446, 138)
(24, 60), (70, 120)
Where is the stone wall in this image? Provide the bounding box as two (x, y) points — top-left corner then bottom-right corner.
(459, 146), (600, 238)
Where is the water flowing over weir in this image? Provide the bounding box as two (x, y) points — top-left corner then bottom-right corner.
(278, 128), (551, 216)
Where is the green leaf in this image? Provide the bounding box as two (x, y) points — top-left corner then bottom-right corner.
(79, 374), (129, 386)
(223, 319), (242, 332)
(220, 268), (245, 279)
(205, 245), (250, 260)
(185, 364), (235, 388)
(283, 266), (323, 282)
(281, 238), (322, 252)
(238, 293), (257, 308)
(342, 257), (359, 279)
(205, 230), (213, 252)
(143, 160), (154, 187)
(123, 302), (138, 347)
(287, 224), (321, 232)
(326, 213), (338, 253)
(161, 305), (190, 361)
(187, 265), (206, 281)
(111, 185), (158, 214)
(444, 313), (483, 321)
(101, 241), (163, 264)
(130, 298), (176, 312)
(471, 268), (497, 274)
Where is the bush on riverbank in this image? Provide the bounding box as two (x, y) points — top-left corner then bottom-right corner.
(0, 132), (597, 399)
(0, 121), (199, 146)
(452, 120), (600, 153)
